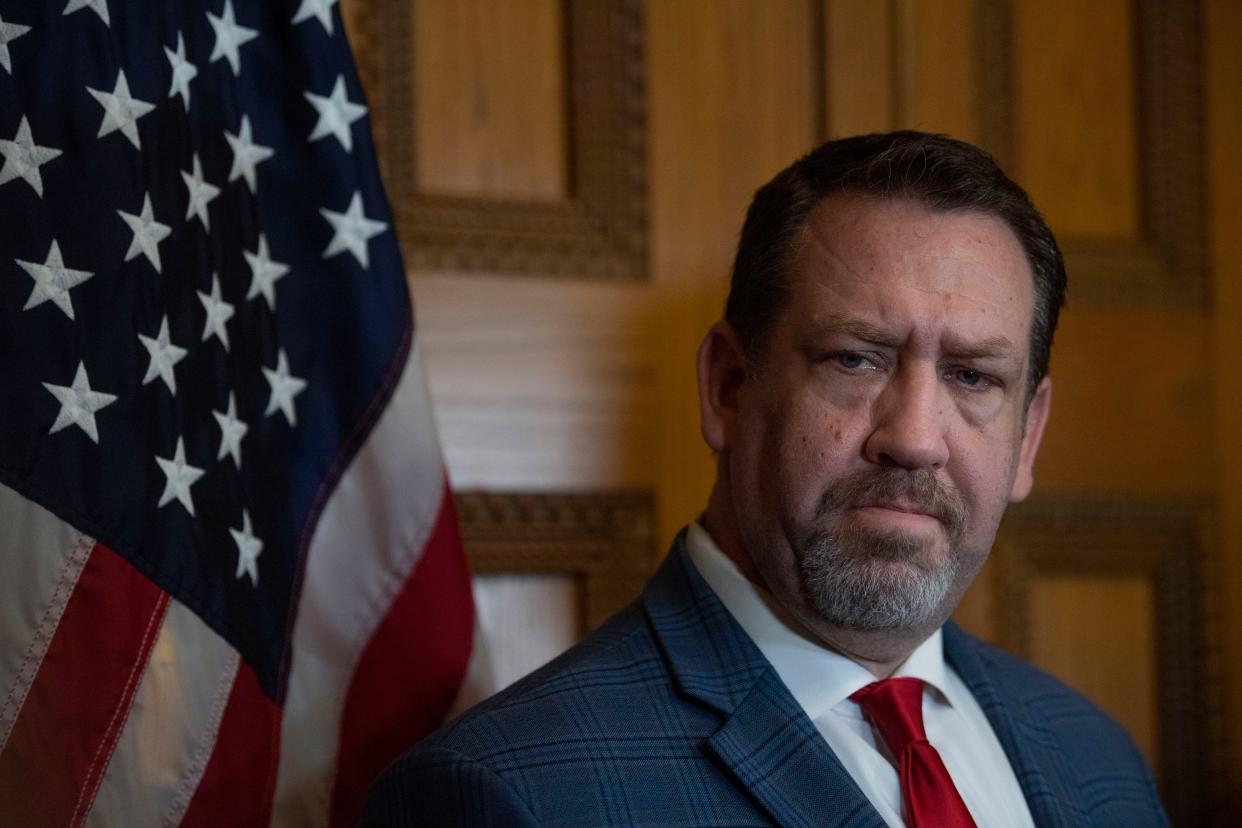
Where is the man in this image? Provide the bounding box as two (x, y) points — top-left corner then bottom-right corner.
(364, 132), (1167, 826)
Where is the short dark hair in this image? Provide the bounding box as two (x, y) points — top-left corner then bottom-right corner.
(725, 131), (1066, 400)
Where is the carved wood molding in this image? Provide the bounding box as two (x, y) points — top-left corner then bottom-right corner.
(975, 0), (1207, 308)
(455, 490), (656, 632)
(353, 0), (647, 281)
(992, 496), (1222, 826)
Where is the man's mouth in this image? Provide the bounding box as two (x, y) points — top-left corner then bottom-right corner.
(852, 502), (942, 524)
(856, 499), (937, 515)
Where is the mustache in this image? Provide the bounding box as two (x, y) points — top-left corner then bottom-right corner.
(814, 468), (968, 541)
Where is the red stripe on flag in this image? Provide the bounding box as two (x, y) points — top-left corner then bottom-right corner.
(329, 483), (474, 826)
(0, 543), (168, 827)
(180, 657), (281, 828)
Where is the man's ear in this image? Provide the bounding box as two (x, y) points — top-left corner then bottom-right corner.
(1009, 377), (1052, 502)
(697, 321), (749, 453)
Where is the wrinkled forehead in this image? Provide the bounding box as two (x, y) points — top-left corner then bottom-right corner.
(785, 195), (1037, 347)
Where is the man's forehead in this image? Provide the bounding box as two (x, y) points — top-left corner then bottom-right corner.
(798, 194), (1028, 265)
(791, 194), (1031, 290)
(778, 196), (1037, 357)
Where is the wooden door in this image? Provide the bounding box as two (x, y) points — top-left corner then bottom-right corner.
(341, 0), (1241, 821)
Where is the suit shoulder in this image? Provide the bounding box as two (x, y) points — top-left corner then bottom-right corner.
(416, 600), (681, 759)
(369, 601), (732, 825)
(363, 744), (537, 827)
(955, 630), (1145, 752)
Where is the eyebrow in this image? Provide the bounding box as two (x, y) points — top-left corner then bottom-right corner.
(810, 313), (1019, 360)
(941, 335), (1020, 361)
(810, 315), (903, 348)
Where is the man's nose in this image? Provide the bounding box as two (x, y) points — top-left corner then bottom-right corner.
(863, 368), (950, 470)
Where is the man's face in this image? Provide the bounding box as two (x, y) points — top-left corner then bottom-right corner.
(707, 195), (1051, 633)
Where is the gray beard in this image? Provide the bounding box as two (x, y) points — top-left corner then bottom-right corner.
(800, 525), (961, 629)
(797, 469), (969, 631)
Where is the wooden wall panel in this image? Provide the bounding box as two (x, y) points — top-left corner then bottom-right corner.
(457, 490), (656, 630)
(825, 0), (979, 142)
(1028, 576), (1159, 769)
(1013, 0), (1139, 241)
(351, 0), (646, 280)
(998, 4), (1219, 816)
(825, 0), (894, 136)
(648, 0), (819, 548)
(897, 0), (978, 141)
(992, 498), (1215, 821)
(412, 0), (568, 199)
(1034, 307), (1213, 495)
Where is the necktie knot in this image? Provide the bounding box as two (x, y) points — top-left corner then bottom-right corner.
(851, 677), (928, 756)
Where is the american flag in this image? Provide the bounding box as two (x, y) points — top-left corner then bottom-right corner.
(0, 1), (475, 824)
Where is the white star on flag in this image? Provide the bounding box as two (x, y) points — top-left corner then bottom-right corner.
(244, 234), (290, 309)
(165, 32), (198, 110)
(320, 190), (387, 269)
(292, 0), (338, 35)
(155, 437), (205, 515)
(16, 239), (93, 320)
(305, 75), (366, 152)
(182, 153), (220, 231)
(263, 349), (307, 426)
(230, 510), (263, 587)
(0, 115), (63, 197)
(43, 361), (117, 444)
(0, 14), (31, 75)
(87, 69), (155, 150)
(207, 0), (258, 76)
(198, 273), (235, 350)
(213, 391), (249, 468)
(138, 316), (188, 394)
(224, 115), (274, 193)
(117, 193), (172, 273)
(62, 0), (109, 26)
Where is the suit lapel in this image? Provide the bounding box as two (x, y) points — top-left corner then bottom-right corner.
(944, 623), (1093, 828)
(704, 671), (885, 828)
(642, 536), (884, 828)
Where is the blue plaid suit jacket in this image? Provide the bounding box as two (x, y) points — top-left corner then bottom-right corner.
(364, 533), (1168, 826)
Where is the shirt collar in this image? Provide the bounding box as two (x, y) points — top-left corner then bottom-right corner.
(685, 521), (950, 721)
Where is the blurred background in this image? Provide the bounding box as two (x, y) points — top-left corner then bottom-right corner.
(339, 0), (1241, 822)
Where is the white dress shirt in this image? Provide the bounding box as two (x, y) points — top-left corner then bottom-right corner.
(685, 522), (1035, 828)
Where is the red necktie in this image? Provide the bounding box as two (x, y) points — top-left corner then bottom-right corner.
(851, 677), (976, 828)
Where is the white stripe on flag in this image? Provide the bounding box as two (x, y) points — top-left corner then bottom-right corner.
(0, 482), (94, 753)
(271, 342), (447, 826)
(83, 598), (240, 828)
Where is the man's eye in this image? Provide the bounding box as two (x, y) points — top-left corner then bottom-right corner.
(833, 352), (869, 370)
(952, 369), (991, 389)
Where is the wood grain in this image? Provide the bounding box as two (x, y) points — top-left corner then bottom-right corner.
(825, 0), (895, 137)
(1013, 0), (1139, 240)
(1028, 575), (1159, 770)
(897, 0), (978, 141)
(412, 0), (567, 199)
(1033, 306), (1212, 495)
